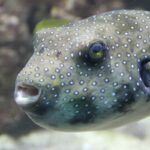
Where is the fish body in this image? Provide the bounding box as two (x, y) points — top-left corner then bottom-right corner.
(15, 10), (150, 131)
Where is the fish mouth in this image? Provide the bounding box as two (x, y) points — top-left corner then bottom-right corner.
(14, 83), (41, 107)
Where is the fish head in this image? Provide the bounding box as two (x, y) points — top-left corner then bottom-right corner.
(14, 10), (150, 131)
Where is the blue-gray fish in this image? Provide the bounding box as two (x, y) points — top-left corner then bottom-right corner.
(14, 10), (150, 131)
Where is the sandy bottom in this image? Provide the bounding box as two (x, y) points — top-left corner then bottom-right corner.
(1, 117), (150, 150)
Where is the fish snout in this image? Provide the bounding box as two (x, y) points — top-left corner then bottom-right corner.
(14, 83), (41, 107)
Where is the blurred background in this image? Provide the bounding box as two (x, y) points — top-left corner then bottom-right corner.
(1, 0), (150, 149)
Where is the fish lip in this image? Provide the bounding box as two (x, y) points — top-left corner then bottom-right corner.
(14, 83), (41, 107)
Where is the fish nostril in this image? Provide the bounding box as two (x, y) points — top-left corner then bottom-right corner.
(17, 84), (39, 97)
(15, 84), (41, 106)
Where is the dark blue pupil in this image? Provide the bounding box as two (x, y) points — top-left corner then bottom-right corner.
(90, 43), (103, 53)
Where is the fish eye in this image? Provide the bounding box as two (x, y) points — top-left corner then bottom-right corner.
(88, 42), (107, 60)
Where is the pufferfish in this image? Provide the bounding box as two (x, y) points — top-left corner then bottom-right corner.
(14, 10), (150, 131)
